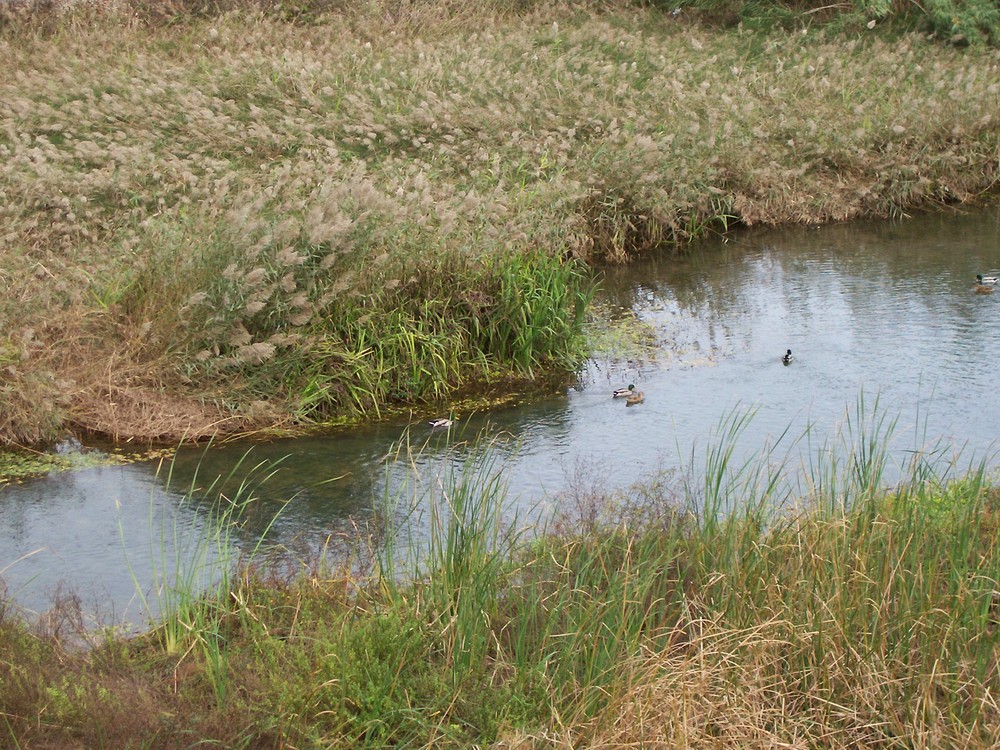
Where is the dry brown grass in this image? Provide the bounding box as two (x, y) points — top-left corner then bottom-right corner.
(574, 622), (998, 748)
(1, 309), (267, 445)
(495, 603), (1000, 749)
(69, 382), (255, 442)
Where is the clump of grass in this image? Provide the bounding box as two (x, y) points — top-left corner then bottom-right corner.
(121, 447), (288, 706)
(665, 0), (1000, 45)
(119, 208), (593, 420)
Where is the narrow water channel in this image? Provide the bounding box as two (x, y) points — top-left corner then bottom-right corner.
(3, 208), (999, 625)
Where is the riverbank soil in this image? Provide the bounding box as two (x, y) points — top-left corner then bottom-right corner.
(2, 0), (999, 448)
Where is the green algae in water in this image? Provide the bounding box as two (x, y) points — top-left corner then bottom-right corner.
(0, 441), (174, 485)
(585, 301), (661, 363)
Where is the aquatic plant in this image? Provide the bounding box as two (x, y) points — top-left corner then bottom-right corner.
(382, 429), (532, 676)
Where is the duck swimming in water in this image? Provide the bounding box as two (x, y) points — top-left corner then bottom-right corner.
(613, 384), (636, 398)
(782, 349), (793, 365)
(625, 389), (645, 406)
(428, 417), (454, 428)
(977, 274), (999, 285)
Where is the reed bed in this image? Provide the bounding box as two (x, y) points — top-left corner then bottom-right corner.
(1, 406), (998, 747)
(2, 2), (999, 445)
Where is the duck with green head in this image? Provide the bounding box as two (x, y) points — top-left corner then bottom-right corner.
(613, 384), (636, 398)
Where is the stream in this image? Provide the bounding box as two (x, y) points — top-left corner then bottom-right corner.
(2, 208), (999, 626)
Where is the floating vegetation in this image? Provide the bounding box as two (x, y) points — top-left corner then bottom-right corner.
(585, 301), (662, 364)
(0, 441), (176, 485)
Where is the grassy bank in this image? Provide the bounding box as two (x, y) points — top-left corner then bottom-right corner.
(2, 1), (1000, 446)
(1, 414), (999, 747)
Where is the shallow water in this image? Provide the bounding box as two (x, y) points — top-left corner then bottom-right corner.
(3, 208), (999, 624)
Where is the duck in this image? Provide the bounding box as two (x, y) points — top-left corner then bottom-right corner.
(781, 349), (793, 365)
(613, 384), (636, 398)
(428, 416), (454, 429)
(974, 283), (995, 295)
(976, 274), (999, 285)
(625, 389), (645, 406)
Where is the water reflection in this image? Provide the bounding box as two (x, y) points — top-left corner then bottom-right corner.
(2, 207), (999, 623)
(0, 462), (219, 625)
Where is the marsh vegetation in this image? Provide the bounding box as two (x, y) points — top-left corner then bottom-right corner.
(2, 411), (999, 747)
(2, 0), (1000, 447)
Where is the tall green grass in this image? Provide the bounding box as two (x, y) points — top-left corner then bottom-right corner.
(294, 250), (593, 418)
(364, 400), (1000, 745)
(122, 445), (287, 702)
(377, 428), (530, 676)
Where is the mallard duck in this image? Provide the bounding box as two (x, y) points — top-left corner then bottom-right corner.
(625, 390), (645, 406)
(428, 417), (454, 428)
(781, 349), (793, 365)
(613, 384), (636, 398)
(977, 274), (999, 285)
(974, 283), (995, 295)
